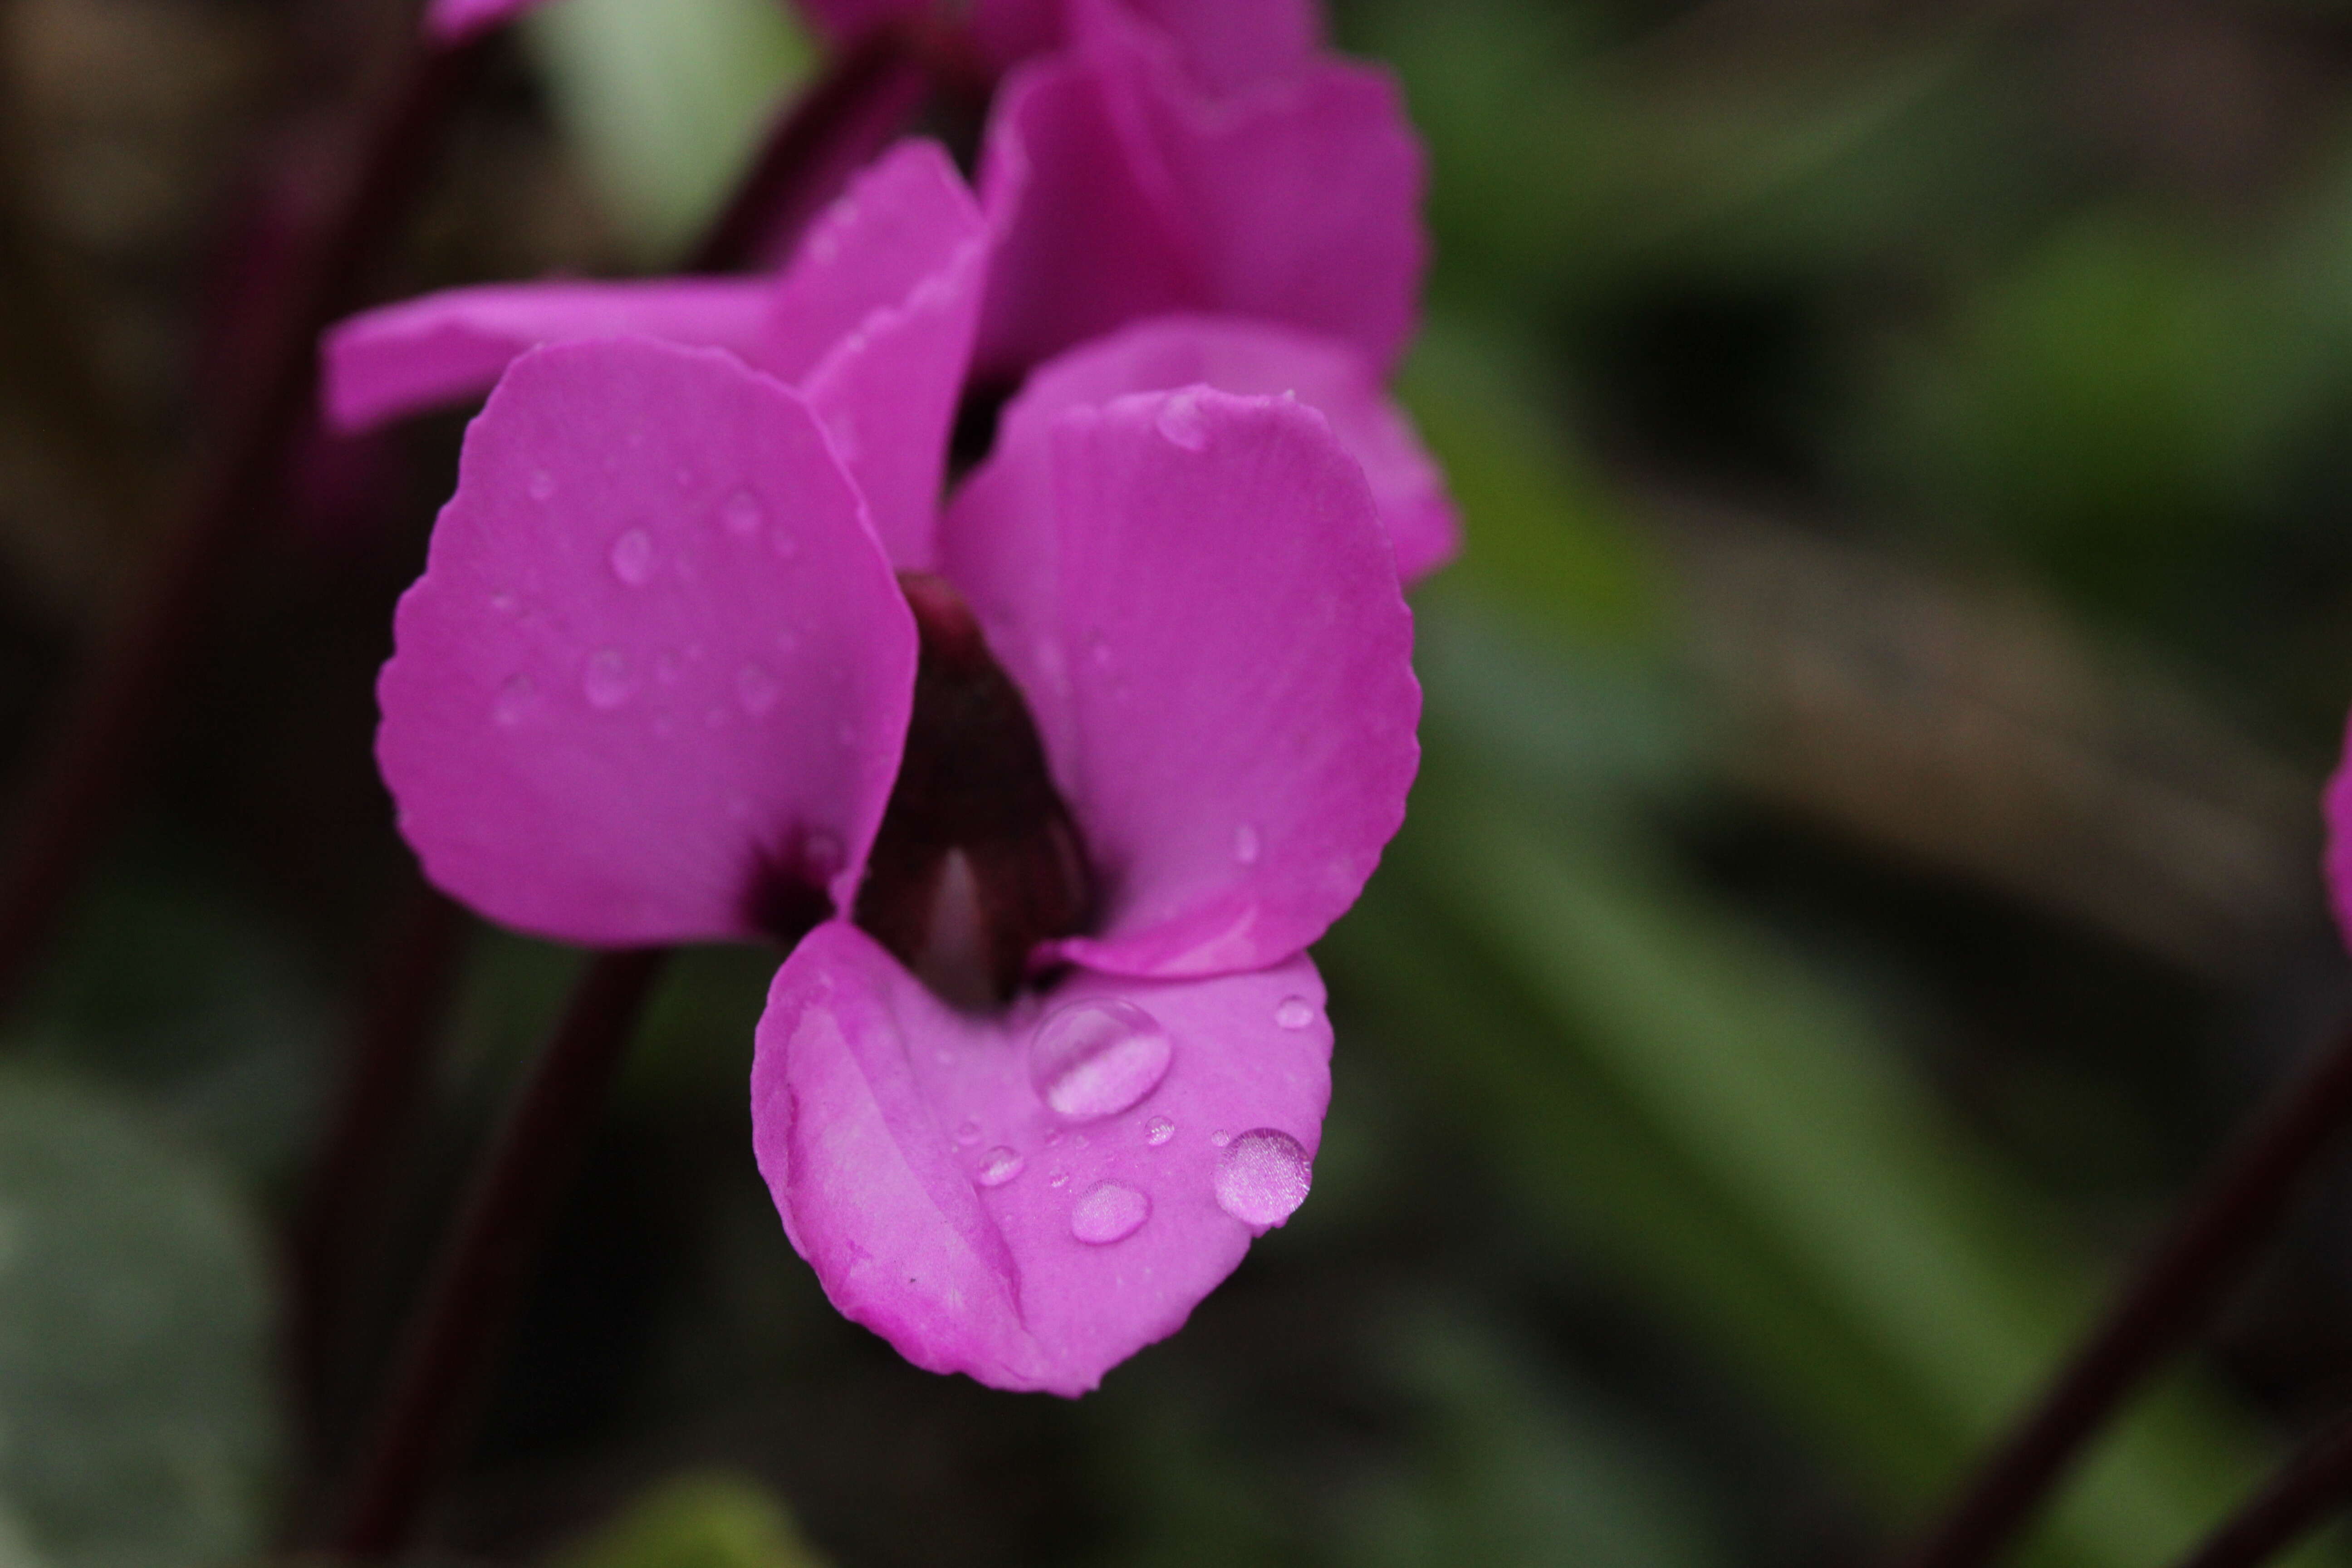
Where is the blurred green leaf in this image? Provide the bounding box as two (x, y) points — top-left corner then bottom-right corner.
(550, 1473), (829, 1568)
(0, 1070), (279, 1568)
(523, 0), (813, 260)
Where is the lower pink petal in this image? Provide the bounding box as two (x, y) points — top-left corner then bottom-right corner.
(750, 921), (1332, 1395)
(378, 338), (914, 946)
(1010, 314), (1459, 581)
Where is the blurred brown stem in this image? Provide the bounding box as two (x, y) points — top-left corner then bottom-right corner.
(0, 34), (478, 1021)
(324, 946), (670, 1557)
(2166, 1411), (2352, 1568)
(688, 22), (932, 272)
(1897, 1022), (2352, 1568)
(289, 883), (471, 1453)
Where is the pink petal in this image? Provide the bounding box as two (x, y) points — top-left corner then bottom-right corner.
(1010, 314), (1458, 581)
(976, 3), (1424, 377)
(1120, 0), (1318, 93)
(2326, 719), (2352, 952)
(942, 387), (1419, 978)
(377, 338), (914, 946)
(424, 0), (541, 43)
(750, 921), (1332, 1394)
(323, 279), (775, 433)
(769, 140), (987, 569)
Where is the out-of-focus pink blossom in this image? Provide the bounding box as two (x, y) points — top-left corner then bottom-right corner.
(358, 140), (1428, 1393)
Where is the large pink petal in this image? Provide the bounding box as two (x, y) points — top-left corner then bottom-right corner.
(975, 2), (1423, 377)
(323, 279), (775, 433)
(770, 140), (987, 569)
(750, 921), (1332, 1394)
(1011, 315), (1458, 581)
(378, 338), (914, 946)
(943, 387), (1418, 977)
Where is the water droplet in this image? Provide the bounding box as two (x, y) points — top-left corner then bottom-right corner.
(653, 650), (681, 685)
(1275, 997), (1315, 1030)
(1156, 389), (1209, 451)
(1087, 634), (1112, 670)
(583, 648), (637, 709)
(1029, 1000), (1173, 1121)
(527, 469), (556, 501)
(1210, 1130), (1232, 1147)
(609, 527), (655, 586)
(955, 1118), (982, 1147)
(489, 591), (518, 615)
(1048, 1168), (1068, 1189)
(735, 661), (779, 716)
(1214, 1129), (1313, 1227)
(1070, 1181), (1151, 1245)
(976, 1147), (1024, 1187)
(1233, 823), (1261, 865)
(809, 230), (839, 265)
(493, 673), (536, 727)
(721, 489), (764, 537)
(1145, 1116), (1176, 1147)
(770, 528), (800, 560)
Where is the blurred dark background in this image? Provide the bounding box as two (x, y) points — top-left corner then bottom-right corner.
(12, 1), (2352, 1564)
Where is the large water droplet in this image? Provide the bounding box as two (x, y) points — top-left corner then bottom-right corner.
(1070, 1181), (1151, 1244)
(1233, 823), (1261, 865)
(1145, 1116), (1176, 1147)
(1214, 1129), (1312, 1227)
(721, 489), (764, 537)
(527, 469), (556, 502)
(609, 527), (655, 586)
(976, 1147), (1024, 1187)
(583, 648), (638, 709)
(1156, 390), (1209, 451)
(1274, 997), (1315, 1030)
(493, 673), (536, 727)
(735, 661), (779, 716)
(1029, 1000), (1173, 1120)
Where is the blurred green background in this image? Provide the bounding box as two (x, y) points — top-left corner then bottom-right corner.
(10, 0), (2352, 1563)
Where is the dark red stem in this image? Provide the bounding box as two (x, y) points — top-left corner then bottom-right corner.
(688, 23), (932, 272)
(2168, 1412), (2352, 1568)
(0, 37), (477, 1020)
(289, 883), (470, 1446)
(1898, 1023), (2352, 1568)
(324, 947), (670, 1557)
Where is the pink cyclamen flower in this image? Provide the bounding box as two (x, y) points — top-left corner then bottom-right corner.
(349, 141), (1430, 1392)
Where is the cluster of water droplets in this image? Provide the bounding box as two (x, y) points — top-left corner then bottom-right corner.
(489, 480), (826, 732)
(951, 994), (1320, 1247)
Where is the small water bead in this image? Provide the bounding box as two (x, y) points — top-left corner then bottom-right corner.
(720, 489), (764, 538)
(583, 648), (638, 709)
(770, 528), (800, 560)
(609, 527), (655, 586)
(1274, 997), (1316, 1030)
(1213, 1129), (1313, 1227)
(1210, 1130), (1231, 1147)
(1155, 390), (1209, 451)
(1070, 1181), (1151, 1245)
(493, 673), (537, 727)
(1144, 1116), (1176, 1147)
(1233, 823), (1261, 866)
(955, 1118), (982, 1147)
(527, 469), (556, 501)
(1029, 1000), (1173, 1120)
(805, 832), (844, 878)
(489, 591), (518, 615)
(1047, 1169), (1068, 1189)
(976, 1147), (1024, 1187)
(735, 661), (779, 716)
(654, 650), (681, 686)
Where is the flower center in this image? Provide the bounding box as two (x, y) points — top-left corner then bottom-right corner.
(851, 573), (1095, 1009)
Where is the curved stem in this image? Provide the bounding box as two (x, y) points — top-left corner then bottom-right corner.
(325, 947), (669, 1557)
(688, 23), (931, 272)
(0, 35), (478, 1020)
(2169, 1413), (2352, 1568)
(1897, 1023), (2352, 1568)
